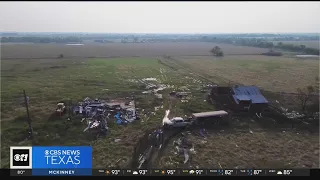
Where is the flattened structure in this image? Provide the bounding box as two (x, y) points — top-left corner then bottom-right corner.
(232, 86), (269, 104)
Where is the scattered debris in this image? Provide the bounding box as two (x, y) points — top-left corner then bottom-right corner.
(302, 121), (309, 125)
(174, 134), (196, 164)
(56, 102), (66, 116)
(155, 93), (163, 99)
(83, 110), (109, 137)
(162, 110), (171, 126)
(176, 92), (191, 98)
(256, 112), (262, 118)
(114, 112), (128, 125)
(142, 91), (152, 94)
(72, 97), (139, 135)
(199, 128), (208, 138)
(114, 139), (121, 143)
(249, 129), (253, 134)
(200, 140), (207, 144)
(179, 86), (190, 91)
(280, 107), (289, 113)
(142, 77), (157, 81)
(284, 111), (305, 119)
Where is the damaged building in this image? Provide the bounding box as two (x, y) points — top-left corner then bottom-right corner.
(210, 85), (269, 112)
(72, 97), (139, 136)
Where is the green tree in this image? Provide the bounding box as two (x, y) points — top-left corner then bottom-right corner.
(210, 46), (224, 57)
(296, 85), (315, 111)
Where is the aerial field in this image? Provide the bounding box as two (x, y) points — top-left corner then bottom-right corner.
(173, 55), (319, 93)
(1, 42), (268, 59)
(1, 57), (213, 168)
(1, 42), (318, 169)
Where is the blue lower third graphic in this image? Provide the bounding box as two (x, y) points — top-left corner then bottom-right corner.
(32, 146), (92, 176)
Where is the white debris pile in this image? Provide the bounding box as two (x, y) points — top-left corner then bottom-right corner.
(139, 77), (173, 99)
(192, 79), (202, 84)
(275, 100), (305, 119)
(142, 90), (152, 94)
(162, 110), (171, 126)
(284, 111), (305, 119)
(142, 77), (158, 81)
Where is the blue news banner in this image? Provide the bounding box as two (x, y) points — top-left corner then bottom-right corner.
(10, 146), (92, 176)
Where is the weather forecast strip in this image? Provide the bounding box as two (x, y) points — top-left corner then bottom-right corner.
(10, 146), (92, 176)
(91, 169), (314, 176)
(4, 169), (318, 176)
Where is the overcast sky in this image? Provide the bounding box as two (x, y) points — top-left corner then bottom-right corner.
(0, 1), (319, 33)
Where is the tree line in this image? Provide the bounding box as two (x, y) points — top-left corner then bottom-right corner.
(201, 37), (319, 55)
(275, 42), (319, 55)
(1, 36), (83, 43)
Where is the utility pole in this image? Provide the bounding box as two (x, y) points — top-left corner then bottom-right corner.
(23, 90), (33, 139)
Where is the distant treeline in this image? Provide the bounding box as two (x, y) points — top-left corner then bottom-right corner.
(0, 36), (83, 43)
(1, 35), (319, 55)
(276, 42), (319, 55)
(200, 37), (319, 55)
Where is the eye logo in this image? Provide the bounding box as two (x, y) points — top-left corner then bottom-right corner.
(14, 154), (22, 161)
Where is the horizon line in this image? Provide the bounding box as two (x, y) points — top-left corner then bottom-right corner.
(1, 32), (319, 35)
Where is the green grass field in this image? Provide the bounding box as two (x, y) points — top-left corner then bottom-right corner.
(1, 55), (318, 169)
(1, 57), (212, 168)
(174, 55), (319, 93)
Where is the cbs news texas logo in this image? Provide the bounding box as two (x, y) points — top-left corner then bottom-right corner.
(10, 146), (92, 169)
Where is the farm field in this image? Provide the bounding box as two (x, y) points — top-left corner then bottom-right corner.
(1, 43), (319, 169)
(172, 55), (319, 93)
(1, 42), (268, 59)
(273, 40), (319, 49)
(1, 57), (213, 168)
(159, 128), (319, 169)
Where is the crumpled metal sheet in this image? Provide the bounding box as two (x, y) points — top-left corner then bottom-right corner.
(183, 148), (189, 164)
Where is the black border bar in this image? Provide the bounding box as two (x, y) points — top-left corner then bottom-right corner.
(1, 169), (319, 176)
(310, 169), (320, 176)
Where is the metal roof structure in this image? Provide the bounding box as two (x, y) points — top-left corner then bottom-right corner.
(231, 86), (269, 104)
(192, 110), (228, 118)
